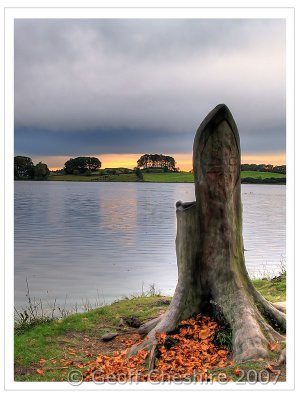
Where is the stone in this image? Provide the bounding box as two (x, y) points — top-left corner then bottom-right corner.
(122, 316), (142, 328)
(101, 332), (118, 342)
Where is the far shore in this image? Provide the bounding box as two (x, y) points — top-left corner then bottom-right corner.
(15, 170), (286, 184)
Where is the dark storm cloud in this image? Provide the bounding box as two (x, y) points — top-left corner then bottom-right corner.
(14, 126), (193, 155)
(14, 19), (286, 155)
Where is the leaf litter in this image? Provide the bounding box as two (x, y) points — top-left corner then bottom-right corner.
(35, 314), (285, 382)
(81, 314), (231, 382)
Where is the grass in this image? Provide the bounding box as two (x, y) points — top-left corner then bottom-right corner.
(14, 294), (171, 381)
(252, 274), (286, 303)
(48, 170), (286, 183)
(143, 172), (193, 183)
(14, 275), (285, 382)
(206, 357), (285, 383)
(240, 171), (286, 179)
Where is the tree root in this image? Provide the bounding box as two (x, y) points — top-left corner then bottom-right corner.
(271, 302), (286, 313)
(251, 287), (286, 332)
(127, 261), (286, 365)
(127, 309), (180, 358)
(127, 289), (286, 366)
(138, 315), (164, 336)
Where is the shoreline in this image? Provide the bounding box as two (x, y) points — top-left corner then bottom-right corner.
(14, 180), (286, 185)
(14, 273), (286, 382)
(15, 180), (286, 184)
(15, 170), (286, 185)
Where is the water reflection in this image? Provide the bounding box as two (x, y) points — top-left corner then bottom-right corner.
(14, 182), (286, 309)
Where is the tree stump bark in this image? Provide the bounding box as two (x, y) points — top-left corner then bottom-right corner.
(127, 104), (285, 364)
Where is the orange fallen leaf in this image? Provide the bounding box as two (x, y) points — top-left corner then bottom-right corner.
(61, 360), (74, 366)
(139, 350), (148, 360)
(266, 364), (275, 373)
(80, 313), (231, 382)
(233, 367), (241, 376)
(199, 328), (211, 339)
(269, 342), (281, 352)
(160, 333), (167, 340)
(176, 356), (184, 365)
(36, 368), (44, 375)
(180, 328), (187, 336)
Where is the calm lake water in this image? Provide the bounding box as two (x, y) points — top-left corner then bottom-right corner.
(14, 182), (286, 310)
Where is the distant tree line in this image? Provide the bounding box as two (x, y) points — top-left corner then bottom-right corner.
(241, 164), (286, 174)
(14, 156), (50, 180)
(137, 154), (178, 171)
(14, 155), (103, 180)
(15, 154), (286, 180)
(241, 177), (286, 184)
(64, 157), (101, 175)
(190, 164), (286, 174)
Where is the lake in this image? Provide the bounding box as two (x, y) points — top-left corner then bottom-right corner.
(14, 182), (286, 310)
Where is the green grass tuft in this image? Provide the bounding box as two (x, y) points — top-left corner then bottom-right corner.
(252, 273), (286, 303)
(214, 328), (233, 350)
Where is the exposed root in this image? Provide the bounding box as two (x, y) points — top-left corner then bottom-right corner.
(127, 310), (177, 357)
(234, 338), (268, 363)
(252, 290), (286, 332)
(129, 290), (286, 365)
(127, 276), (202, 358)
(138, 315), (164, 336)
(230, 304), (269, 362)
(148, 343), (159, 372)
(232, 301), (285, 362)
(271, 302), (286, 313)
(126, 332), (158, 358)
(128, 286), (286, 364)
(260, 317), (286, 343)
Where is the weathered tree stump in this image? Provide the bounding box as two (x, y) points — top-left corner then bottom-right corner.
(127, 104), (285, 364)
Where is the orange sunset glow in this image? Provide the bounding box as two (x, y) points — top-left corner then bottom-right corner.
(40, 152), (286, 172)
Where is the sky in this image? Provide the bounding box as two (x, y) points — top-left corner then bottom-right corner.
(14, 19), (286, 170)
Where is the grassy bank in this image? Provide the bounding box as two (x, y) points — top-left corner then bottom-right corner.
(15, 295), (172, 381)
(48, 170), (286, 184)
(14, 274), (286, 382)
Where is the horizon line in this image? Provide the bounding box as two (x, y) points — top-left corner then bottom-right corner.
(22, 152), (286, 171)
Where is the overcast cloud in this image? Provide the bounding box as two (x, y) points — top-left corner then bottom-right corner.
(14, 19), (286, 156)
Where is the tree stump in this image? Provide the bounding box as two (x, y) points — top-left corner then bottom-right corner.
(127, 104), (285, 364)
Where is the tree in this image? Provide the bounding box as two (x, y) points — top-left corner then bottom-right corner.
(273, 165), (286, 174)
(137, 154), (177, 171)
(64, 157), (101, 174)
(134, 167), (144, 181)
(34, 162), (50, 180)
(240, 164), (283, 173)
(128, 104), (285, 365)
(85, 157), (101, 171)
(64, 158), (76, 174)
(14, 156), (34, 179)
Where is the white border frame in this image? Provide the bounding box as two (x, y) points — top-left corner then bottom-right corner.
(3, 5), (295, 393)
